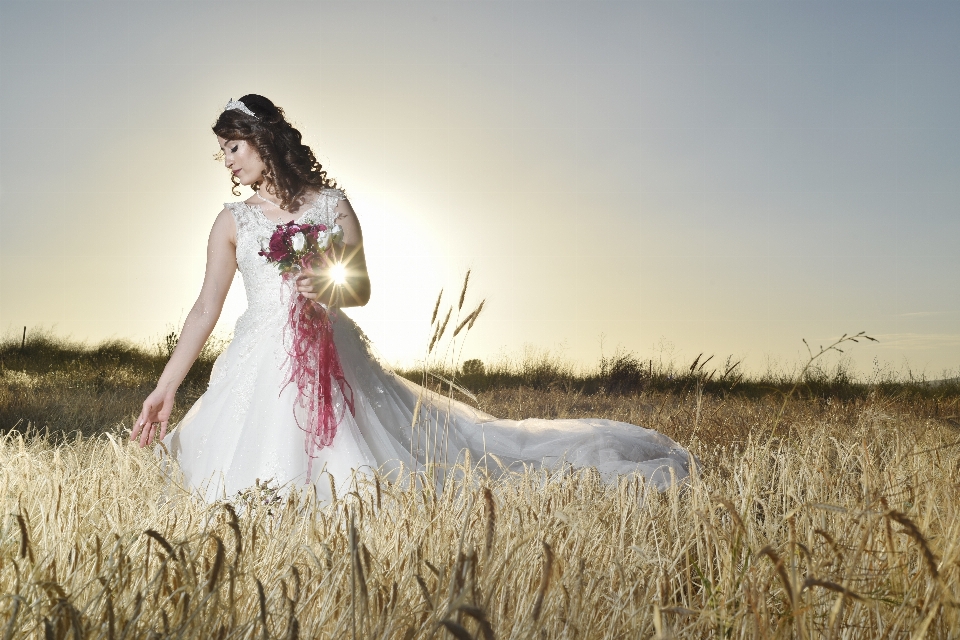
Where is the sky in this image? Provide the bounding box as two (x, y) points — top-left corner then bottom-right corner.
(1, 0), (958, 377)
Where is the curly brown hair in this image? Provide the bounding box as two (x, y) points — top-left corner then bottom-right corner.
(213, 94), (337, 210)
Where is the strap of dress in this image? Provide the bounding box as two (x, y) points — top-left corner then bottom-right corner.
(225, 201), (249, 220)
(225, 202), (260, 242)
(322, 187), (346, 201)
(308, 189), (346, 227)
(223, 192), (343, 232)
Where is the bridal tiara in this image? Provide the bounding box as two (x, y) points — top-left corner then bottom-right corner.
(224, 98), (257, 119)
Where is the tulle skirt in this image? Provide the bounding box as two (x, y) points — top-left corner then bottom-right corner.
(163, 312), (694, 502)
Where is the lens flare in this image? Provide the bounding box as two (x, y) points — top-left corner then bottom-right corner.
(330, 263), (347, 286)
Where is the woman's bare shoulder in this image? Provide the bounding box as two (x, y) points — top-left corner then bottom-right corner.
(333, 193), (356, 217)
(210, 206), (239, 243)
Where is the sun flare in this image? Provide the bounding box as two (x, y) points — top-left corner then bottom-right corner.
(330, 262), (347, 286)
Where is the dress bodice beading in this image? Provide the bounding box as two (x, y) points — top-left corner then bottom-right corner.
(226, 190), (345, 334)
(229, 189), (344, 312)
(207, 189), (346, 394)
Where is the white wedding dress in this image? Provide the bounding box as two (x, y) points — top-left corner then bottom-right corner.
(163, 190), (694, 502)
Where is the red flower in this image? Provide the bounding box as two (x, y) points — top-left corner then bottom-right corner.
(258, 231), (290, 261)
(261, 222), (333, 267)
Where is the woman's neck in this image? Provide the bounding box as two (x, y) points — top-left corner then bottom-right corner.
(257, 182), (285, 208)
(256, 182), (317, 214)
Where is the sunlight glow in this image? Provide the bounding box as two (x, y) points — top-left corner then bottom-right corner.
(330, 263), (347, 286)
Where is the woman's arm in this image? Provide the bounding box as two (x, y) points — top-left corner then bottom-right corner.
(131, 208), (238, 446)
(296, 196), (371, 308)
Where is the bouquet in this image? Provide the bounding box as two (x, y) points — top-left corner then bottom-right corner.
(258, 221), (345, 272)
(260, 221), (354, 479)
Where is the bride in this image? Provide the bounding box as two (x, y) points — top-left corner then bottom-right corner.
(131, 94), (694, 502)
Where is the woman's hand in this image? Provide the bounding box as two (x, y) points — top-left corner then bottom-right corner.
(296, 249), (340, 306)
(131, 384), (176, 447)
(295, 242), (370, 308)
(292, 196), (371, 308)
(130, 206), (237, 448)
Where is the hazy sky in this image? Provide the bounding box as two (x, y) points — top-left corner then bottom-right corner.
(1, 1), (958, 376)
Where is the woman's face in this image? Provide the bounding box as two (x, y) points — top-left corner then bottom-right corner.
(218, 136), (266, 186)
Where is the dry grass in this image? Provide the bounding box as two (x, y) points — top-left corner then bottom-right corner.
(3, 328), (960, 637)
(2, 390), (959, 638)
(0, 332), (219, 439)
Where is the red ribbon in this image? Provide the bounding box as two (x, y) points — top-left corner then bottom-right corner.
(283, 280), (355, 482)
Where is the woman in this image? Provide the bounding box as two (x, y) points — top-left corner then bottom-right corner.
(132, 95), (694, 502)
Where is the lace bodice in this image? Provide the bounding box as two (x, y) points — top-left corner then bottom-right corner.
(211, 189), (346, 390)
(228, 189), (345, 319)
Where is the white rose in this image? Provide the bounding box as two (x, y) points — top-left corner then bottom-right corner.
(316, 230), (331, 251)
(331, 224), (345, 244)
(291, 232), (306, 252)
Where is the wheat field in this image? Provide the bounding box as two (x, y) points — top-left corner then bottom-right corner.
(2, 386), (959, 638)
(3, 328), (960, 638)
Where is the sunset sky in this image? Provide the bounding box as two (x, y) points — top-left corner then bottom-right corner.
(1, 1), (958, 377)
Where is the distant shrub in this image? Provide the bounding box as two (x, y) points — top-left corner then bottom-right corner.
(1, 329), (230, 437)
(600, 350), (647, 394)
(162, 331), (179, 359)
(461, 359), (485, 376)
